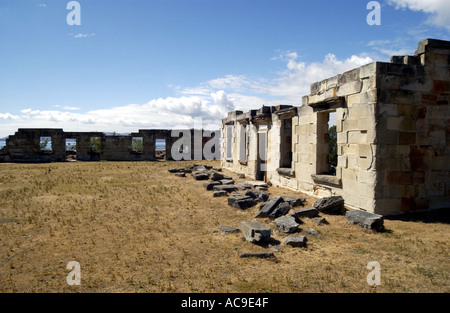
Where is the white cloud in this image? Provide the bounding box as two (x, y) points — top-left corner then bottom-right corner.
(367, 38), (416, 59)
(74, 33), (95, 38)
(38, 4), (47, 8)
(177, 50), (373, 111)
(387, 0), (450, 30)
(63, 106), (81, 111)
(0, 113), (19, 120)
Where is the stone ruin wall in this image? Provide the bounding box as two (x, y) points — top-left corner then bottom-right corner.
(221, 39), (449, 216)
(0, 128), (219, 163)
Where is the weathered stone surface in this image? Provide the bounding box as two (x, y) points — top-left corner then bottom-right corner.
(210, 172), (226, 181)
(168, 167), (185, 173)
(212, 167), (222, 172)
(345, 210), (385, 232)
(256, 186), (269, 191)
(274, 216), (299, 233)
(313, 196), (345, 214)
(193, 165), (207, 172)
(243, 181), (268, 188)
(281, 196), (306, 207)
(240, 221), (271, 243)
(220, 179), (235, 185)
(269, 202), (291, 219)
(204, 181), (221, 190)
(219, 225), (240, 233)
(291, 207), (319, 219)
(228, 193), (257, 210)
(256, 196), (285, 218)
(239, 252), (275, 259)
(213, 185), (243, 193)
(237, 173), (246, 179)
(237, 182), (253, 189)
(284, 236), (308, 248)
(245, 190), (269, 203)
(213, 190), (228, 197)
(277, 167), (295, 177)
(191, 172), (210, 180)
(175, 172), (186, 177)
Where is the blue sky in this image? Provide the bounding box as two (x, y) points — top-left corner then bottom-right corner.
(0, 0), (449, 137)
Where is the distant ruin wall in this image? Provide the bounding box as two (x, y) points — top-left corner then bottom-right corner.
(0, 128), (220, 163)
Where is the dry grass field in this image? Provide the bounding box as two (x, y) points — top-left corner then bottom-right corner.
(0, 160), (448, 293)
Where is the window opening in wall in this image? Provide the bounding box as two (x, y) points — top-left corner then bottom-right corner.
(328, 111), (337, 174)
(280, 118), (293, 168)
(40, 137), (52, 153)
(239, 124), (248, 164)
(90, 137), (101, 154)
(226, 125), (233, 161)
(65, 138), (77, 161)
(156, 138), (166, 160)
(317, 111), (337, 176)
(132, 137), (144, 153)
(257, 125), (268, 181)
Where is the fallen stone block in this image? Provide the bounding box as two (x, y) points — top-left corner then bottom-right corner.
(284, 236), (307, 248)
(239, 252), (275, 259)
(243, 181), (268, 188)
(291, 207), (319, 219)
(192, 165), (207, 172)
(213, 190), (228, 197)
(220, 179), (235, 185)
(245, 190), (269, 203)
(313, 196), (345, 214)
(175, 172), (186, 177)
(228, 193), (257, 210)
(212, 167), (222, 172)
(281, 196), (306, 207)
(237, 182), (253, 189)
(269, 202), (291, 219)
(345, 210), (385, 232)
(191, 172), (210, 180)
(241, 221), (271, 243)
(256, 196), (285, 218)
(256, 186), (268, 191)
(168, 167), (185, 173)
(213, 185), (243, 193)
(274, 216), (299, 233)
(219, 226), (240, 233)
(210, 172), (226, 181)
(204, 181), (221, 190)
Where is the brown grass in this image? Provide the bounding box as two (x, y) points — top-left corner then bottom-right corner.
(0, 160), (448, 293)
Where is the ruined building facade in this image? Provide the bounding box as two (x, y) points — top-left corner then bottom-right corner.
(221, 39), (450, 215)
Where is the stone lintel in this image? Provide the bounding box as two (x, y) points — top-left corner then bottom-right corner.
(311, 174), (342, 188)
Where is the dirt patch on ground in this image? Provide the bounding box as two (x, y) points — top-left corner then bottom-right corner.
(0, 161), (448, 292)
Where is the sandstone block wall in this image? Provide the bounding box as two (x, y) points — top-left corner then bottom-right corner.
(221, 38), (449, 216)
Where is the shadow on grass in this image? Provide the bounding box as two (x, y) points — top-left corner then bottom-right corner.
(385, 208), (450, 224)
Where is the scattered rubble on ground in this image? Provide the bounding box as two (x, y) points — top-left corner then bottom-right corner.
(169, 164), (384, 259)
